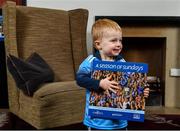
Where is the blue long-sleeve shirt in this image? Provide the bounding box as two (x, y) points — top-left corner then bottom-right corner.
(76, 51), (128, 130)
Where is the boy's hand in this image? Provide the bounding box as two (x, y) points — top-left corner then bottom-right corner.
(144, 88), (150, 98)
(99, 77), (119, 94)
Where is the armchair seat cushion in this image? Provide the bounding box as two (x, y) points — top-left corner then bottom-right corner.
(34, 81), (85, 99)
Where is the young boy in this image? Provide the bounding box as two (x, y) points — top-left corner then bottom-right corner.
(76, 19), (149, 130)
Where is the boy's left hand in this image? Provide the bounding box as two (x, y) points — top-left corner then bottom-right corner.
(144, 88), (150, 98)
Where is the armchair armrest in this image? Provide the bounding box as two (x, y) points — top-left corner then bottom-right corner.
(18, 80), (85, 128)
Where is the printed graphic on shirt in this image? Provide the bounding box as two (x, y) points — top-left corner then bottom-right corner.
(88, 60), (148, 122)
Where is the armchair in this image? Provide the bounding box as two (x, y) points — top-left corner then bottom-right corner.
(3, 1), (88, 129)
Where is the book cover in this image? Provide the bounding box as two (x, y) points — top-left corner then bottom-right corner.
(88, 60), (148, 122)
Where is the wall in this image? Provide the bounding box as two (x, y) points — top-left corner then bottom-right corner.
(0, 0), (25, 7)
(27, 0), (180, 54)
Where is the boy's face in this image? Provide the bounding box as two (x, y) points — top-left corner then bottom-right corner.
(95, 29), (123, 60)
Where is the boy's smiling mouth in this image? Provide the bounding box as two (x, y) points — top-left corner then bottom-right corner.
(113, 48), (120, 53)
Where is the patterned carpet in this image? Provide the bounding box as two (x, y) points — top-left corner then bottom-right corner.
(0, 112), (180, 130)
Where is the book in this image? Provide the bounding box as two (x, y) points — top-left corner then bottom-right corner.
(88, 60), (148, 122)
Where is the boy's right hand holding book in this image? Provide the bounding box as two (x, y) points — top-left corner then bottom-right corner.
(99, 77), (119, 94)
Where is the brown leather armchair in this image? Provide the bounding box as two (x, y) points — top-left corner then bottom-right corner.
(3, 1), (88, 129)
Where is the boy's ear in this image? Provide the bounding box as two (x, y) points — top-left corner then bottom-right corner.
(94, 40), (102, 50)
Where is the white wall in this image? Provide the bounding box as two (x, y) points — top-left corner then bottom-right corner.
(27, 0), (180, 54)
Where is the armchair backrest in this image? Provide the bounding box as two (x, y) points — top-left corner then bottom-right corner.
(3, 1), (88, 82)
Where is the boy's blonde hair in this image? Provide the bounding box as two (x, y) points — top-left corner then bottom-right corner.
(91, 19), (122, 42)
